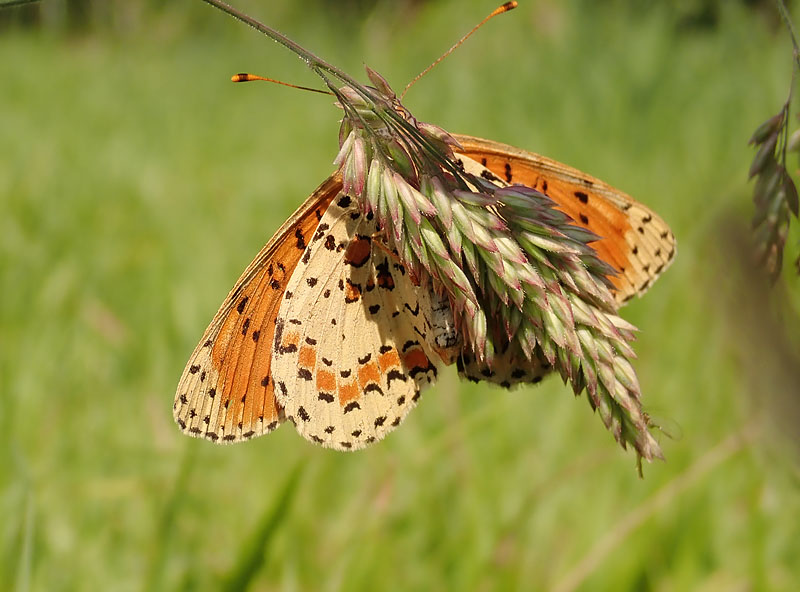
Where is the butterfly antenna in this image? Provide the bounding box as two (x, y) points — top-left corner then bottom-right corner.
(400, 1), (518, 101)
(231, 73), (333, 95)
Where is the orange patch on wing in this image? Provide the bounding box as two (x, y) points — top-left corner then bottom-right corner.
(358, 361), (381, 387)
(402, 348), (431, 371)
(316, 368), (336, 393)
(345, 280), (361, 303)
(378, 349), (401, 372)
(344, 236), (372, 267)
(280, 331), (301, 351)
(298, 344), (316, 370)
(338, 380), (360, 406)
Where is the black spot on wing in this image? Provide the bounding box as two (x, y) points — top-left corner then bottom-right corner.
(387, 370), (407, 386)
(481, 169), (500, 182)
(313, 223), (330, 242)
(295, 227), (306, 250)
(404, 302), (420, 316)
(364, 384), (384, 395)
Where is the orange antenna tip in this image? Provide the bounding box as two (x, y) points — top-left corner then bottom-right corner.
(231, 73), (263, 82)
(229, 72), (333, 95)
(496, 2), (518, 14)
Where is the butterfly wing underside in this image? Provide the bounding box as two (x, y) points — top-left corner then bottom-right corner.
(271, 194), (442, 450)
(173, 177), (339, 443)
(452, 134), (676, 304)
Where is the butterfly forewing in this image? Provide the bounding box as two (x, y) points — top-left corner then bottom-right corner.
(452, 134), (676, 304)
(173, 177), (339, 442)
(272, 193), (442, 449)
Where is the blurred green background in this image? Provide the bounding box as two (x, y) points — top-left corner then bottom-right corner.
(2, 0), (800, 590)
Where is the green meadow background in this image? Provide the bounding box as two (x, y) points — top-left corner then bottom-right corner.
(2, 1), (800, 590)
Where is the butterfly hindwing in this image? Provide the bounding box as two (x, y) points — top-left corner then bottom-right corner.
(457, 349), (551, 388)
(452, 134), (676, 304)
(272, 193), (442, 450)
(173, 177), (339, 443)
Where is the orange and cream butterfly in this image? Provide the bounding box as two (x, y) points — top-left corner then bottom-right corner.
(174, 1), (675, 455)
(173, 142), (674, 449)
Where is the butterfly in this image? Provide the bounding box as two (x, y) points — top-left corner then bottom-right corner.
(173, 133), (675, 449)
(174, 1), (676, 462)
